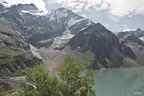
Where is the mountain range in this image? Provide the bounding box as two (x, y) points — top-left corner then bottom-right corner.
(0, 3), (144, 75)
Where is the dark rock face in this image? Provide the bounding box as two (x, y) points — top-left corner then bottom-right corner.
(2, 5), (23, 20)
(68, 23), (135, 69)
(69, 23), (119, 51)
(118, 42), (136, 59)
(125, 35), (144, 45)
(117, 32), (144, 45)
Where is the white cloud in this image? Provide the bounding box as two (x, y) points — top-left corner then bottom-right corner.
(3, 0), (144, 17)
(106, 0), (144, 17)
(0, 0), (48, 12)
(43, 0), (144, 17)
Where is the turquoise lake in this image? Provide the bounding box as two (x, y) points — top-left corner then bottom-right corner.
(93, 67), (144, 96)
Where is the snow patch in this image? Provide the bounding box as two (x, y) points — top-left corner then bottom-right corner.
(140, 37), (144, 41)
(50, 28), (74, 49)
(49, 14), (56, 21)
(68, 17), (85, 27)
(87, 20), (92, 25)
(84, 31), (89, 35)
(21, 10), (47, 16)
(1, 1), (11, 7)
(123, 28), (137, 32)
(38, 39), (52, 43)
(30, 44), (42, 59)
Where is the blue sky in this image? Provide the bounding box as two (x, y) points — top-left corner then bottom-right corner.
(1, 0), (144, 32)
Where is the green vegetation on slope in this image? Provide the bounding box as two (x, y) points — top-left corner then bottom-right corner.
(0, 47), (31, 65)
(0, 47), (42, 76)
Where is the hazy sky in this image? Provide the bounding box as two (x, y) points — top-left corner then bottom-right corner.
(1, 0), (144, 32)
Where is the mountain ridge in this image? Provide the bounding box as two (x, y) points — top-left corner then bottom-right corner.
(0, 3), (144, 72)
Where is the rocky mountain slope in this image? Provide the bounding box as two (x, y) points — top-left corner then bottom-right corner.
(38, 23), (142, 70)
(2, 3), (94, 49)
(0, 4), (42, 76)
(39, 24), (144, 69)
(0, 3), (144, 71)
(0, 3), (95, 70)
(117, 29), (144, 67)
